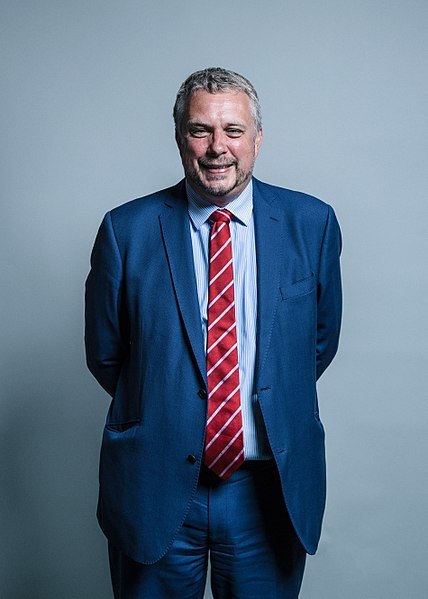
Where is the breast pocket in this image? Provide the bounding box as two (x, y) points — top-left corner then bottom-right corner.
(280, 272), (316, 300)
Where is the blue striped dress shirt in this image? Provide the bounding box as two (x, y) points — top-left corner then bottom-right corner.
(186, 180), (271, 460)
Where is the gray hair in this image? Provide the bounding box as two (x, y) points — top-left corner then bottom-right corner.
(173, 67), (262, 138)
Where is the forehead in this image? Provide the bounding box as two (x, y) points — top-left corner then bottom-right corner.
(185, 90), (253, 125)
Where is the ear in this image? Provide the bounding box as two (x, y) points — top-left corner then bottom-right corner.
(175, 130), (183, 152)
(254, 128), (263, 157)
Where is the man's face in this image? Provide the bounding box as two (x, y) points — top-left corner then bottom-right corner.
(177, 90), (263, 205)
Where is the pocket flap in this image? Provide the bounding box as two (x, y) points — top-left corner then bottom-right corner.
(280, 272), (315, 300)
(105, 418), (141, 433)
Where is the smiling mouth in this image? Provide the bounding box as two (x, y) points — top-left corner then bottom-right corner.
(206, 166), (231, 174)
(200, 162), (236, 174)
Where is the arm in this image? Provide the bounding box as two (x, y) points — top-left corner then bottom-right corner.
(316, 205), (342, 380)
(84, 212), (129, 396)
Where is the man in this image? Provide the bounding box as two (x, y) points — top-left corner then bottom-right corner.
(85, 67), (342, 598)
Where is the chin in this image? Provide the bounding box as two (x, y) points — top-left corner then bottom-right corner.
(203, 184), (236, 198)
(191, 176), (235, 198)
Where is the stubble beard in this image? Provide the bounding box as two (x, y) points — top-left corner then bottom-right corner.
(187, 161), (254, 198)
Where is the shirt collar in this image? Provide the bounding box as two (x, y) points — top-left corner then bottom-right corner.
(186, 179), (253, 230)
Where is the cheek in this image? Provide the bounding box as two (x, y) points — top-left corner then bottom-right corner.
(181, 149), (199, 169)
(184, 140), (207, 159)
(230, 138), (254, 155)
(235, 144), (255, 164)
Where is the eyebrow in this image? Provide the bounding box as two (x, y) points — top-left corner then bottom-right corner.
(187, 121), (209, 128)
(187, 120), (247, 129)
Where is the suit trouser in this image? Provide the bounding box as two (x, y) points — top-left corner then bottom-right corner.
(108, 460), (306, 598)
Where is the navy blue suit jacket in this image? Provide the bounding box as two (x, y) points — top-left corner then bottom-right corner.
(85, 177), (342, 564)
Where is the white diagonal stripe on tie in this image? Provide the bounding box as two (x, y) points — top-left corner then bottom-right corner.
(210, 237), (232, 263)
(207, 384), (240, 425)
(207, 302), (234, 331)
(208, 280), (234, 309)
(209, 258), (233, 286)
(207, 343), (238, 376)
(205, 406), (242, 450)
(207, 427), (244, 469)
(210, 221), (227, 240)
(219, 448), (245, 479)
(207, 322), (236, 354)
(208, 363), (239, 398)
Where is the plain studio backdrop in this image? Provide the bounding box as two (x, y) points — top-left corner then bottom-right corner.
(1, 1), (427, 597)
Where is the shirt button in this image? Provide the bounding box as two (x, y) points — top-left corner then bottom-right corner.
(187, 454), (197, 464)
(198, 389), (207, 399)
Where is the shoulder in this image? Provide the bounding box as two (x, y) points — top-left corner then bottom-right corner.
(106, 180), (186, 238)
(253, 178), (332, 219)
(110, 180), (184, 220)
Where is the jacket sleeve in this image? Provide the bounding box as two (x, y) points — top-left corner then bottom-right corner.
(316, 205), (342, 380)
(84, 212), (129, 396)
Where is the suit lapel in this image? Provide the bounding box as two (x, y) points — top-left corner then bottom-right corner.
(159, 182), (207, 386)
(253, 179), (284, 385)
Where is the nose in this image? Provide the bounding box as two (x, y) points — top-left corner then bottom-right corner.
(207, 130), (227, 156)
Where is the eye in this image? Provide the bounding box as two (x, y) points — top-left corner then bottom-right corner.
(189, 128), (209, 138)
(226, 128), (243, 138)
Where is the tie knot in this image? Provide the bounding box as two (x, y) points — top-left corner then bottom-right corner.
(209, 209), (232, 224)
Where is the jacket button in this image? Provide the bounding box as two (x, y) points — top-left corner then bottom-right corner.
(187, 454), (197, 464)
(198, 389), (207, 399)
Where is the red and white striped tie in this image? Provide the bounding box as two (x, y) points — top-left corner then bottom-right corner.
(204, 209), (245, 480)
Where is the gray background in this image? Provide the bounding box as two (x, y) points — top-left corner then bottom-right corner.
(1, 1), (427, 597)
